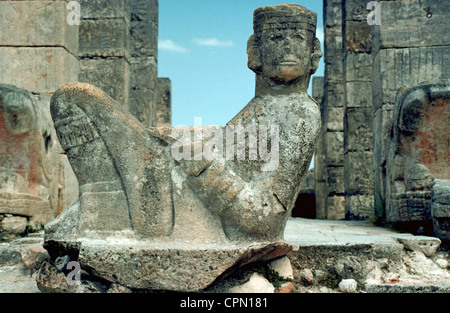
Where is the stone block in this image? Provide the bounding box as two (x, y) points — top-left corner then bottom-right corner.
(345, 195), (375, 221)
(344, 0), (370, 22)
(21, 243), (49, 270)
(325, 131), (344, 166)
(130, 21), (158, 58)
(324, 0), (343, 28)
(345, 21), (372, 53)
(345, 151), (374, 194)
(324, 27), (343, 55)
(314, 136), (326, 182)
(0, 47), (78, 94)
(130, 57), (157, 91)
(327, 196), (345, 220)
(128, 88), (156, 128)
(324, 58), (344, 83)
(345, 107), (372, 152)
(372, 46), (450, 110)
(345, 53), (373, 82)
(156, 78), (172, 128)
(373, 0), (450, 51)
(327, 166), (345, 195)
(0, 1), (79, 55)
(78, 0), (130, 22)
(432, 180), (450, 207)
(79, 19), (130, 59)
(314, 181), (327, 219)
(396, 236), (441, 257)
(345, 81), (372, 108)
(79, 58), (130, 107)
(326, 107), (344, 132)
(131, 0), (158, 24)
(389, 191), (432, 222)
(324, 83), (345, 107)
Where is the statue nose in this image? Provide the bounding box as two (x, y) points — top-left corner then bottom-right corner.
(284, 45), (294, 54)
(282, 40), (294, 53)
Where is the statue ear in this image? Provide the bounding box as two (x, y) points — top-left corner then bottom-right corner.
(310, 37), (322, 76)
(247, 35), (262, 74)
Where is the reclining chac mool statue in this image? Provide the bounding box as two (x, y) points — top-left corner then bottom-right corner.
(43, 4), (322, 292)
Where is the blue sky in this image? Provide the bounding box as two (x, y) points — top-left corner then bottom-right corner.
(158, 1), (324, 128)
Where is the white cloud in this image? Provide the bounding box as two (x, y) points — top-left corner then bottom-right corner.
(158, 39), (189, 53)
(193, 38), (234, 47)
(316, 27), (324, 46)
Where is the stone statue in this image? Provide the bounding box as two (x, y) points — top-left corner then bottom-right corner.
(40, 4), (322, 292)
(386, 80), (449, 243)
(0, 84), (64, 238)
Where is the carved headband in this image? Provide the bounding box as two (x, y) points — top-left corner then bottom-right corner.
(253, 4), (317, 33)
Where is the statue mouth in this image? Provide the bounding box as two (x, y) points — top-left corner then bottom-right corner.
(280, 57), (299, 66)
(280, 61), (298, 66)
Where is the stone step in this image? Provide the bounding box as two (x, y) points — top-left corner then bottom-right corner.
(365, 283), (450, 293)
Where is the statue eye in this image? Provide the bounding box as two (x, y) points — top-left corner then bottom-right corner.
(292, 34), (304, 40)
(270, 34), (283, 41)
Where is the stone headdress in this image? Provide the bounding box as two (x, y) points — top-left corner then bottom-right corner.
(253, 4), (317, 34)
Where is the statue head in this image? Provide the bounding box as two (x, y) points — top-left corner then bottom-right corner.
(248, 4), (322, 87)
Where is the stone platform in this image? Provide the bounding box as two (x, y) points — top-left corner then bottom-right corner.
(285, 218), (449, 293)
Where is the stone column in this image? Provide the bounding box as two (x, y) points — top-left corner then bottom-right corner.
(156, 78), (172, 127)
(129, 0), (159, 127)
(321, 0), (346, 220)
(78, 0), (131, 108)
(342, 0), (374, 220)
(312, 77), (326, 219)
(371, 0), (450, 221)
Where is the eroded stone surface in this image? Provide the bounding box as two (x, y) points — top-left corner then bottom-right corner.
(386, 80), (450, 240)
(0, 85), (66, 238)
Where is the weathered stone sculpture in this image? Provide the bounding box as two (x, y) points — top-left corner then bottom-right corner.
(39, 4), (322, 292)
(386, 80), (449, 243)
(0, 84), (64, 238)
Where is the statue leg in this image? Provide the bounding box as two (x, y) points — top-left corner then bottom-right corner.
(51, 82), (174, 238)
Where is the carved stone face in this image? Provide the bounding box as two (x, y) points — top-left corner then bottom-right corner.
(258, 28), (313, 83)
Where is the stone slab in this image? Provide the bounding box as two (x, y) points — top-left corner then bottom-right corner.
(0, 47), (78, 94)
(373, 0), (450, 52)
(131, 0), (158, 24)
(345, 81), (372, 108)
(0, 1), (78, 54)
(79, 18), (130, 59)
(372, 46), (450, 110)
(326, 107), (344, 132)
(128, 88), (156, 127)
(345, 53), (373, 82)
(79, 58), (130, 107)
(344, 150), (374, 194)
(325, 131), (344, 166)
(344, 107), (372, 152)
(74, 239), (293, 292)
(78, 0), (130, 23)
(130, 57), (157, 91)
(344, 21), (372, 53)
(130, 21), (158, 58)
